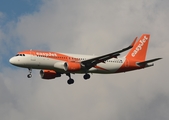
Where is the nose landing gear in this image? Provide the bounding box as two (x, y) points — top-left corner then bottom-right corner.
(27, 68), (32, 78)
(27, 74), (32, 78)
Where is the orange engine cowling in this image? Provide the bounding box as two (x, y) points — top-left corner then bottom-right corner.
(40, 70), (61, 79)
(64, 62), (82, 71)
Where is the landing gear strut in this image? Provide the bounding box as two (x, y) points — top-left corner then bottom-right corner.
(27, 68), (32, 78)
(66, 73), (74, 85)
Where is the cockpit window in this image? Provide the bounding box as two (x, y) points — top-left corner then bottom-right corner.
(15, 54), (26, 56)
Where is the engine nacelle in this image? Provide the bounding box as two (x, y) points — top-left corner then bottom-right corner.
(40, 70), (61, 79)
(54, 61), (67, 71)
(64, 62), (82, 71)
(54, 61), (82, 71)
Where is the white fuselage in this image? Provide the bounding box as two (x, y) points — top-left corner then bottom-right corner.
(9, 53), (126, 74)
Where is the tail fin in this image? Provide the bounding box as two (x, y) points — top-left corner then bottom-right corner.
(126, 34), (150, 61)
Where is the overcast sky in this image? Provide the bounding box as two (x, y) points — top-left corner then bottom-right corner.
(0, 0), (169, 120)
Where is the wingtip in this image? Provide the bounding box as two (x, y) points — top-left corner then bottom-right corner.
(131, 37), (137, 47)
(157, 58), (163, 60)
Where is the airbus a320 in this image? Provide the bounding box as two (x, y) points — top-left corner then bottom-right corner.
(9, 34), (162, 84)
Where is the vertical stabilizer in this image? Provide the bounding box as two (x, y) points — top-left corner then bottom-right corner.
(126, 34), (150, 61)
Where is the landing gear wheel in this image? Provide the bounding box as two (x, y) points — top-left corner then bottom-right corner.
(27, 68), (32, 78)
(67, 79), (74, 85)
(27, 74), (32, 78)
(66, 73), (74, 85)
(83, 74), (90, 80)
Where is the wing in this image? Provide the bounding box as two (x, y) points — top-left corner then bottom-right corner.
(81, 38), (137, 69)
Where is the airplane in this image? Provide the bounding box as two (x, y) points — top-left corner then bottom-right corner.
(9, 34), (162, 84)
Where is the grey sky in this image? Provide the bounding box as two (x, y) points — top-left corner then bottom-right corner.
(0, 0), (169, 120)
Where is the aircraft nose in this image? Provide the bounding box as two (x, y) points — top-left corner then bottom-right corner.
(9, 57), (24, 66)
(9, 57), (15, 65)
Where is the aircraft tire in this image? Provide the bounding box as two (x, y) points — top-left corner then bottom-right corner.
(27, 74), (32, 78)
(83, 74), (90, 80)
(67, 79), (74, 85)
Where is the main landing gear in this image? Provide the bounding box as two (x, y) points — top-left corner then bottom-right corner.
(27, 68), (32, 78)
(66, 73), (74, 85)
(83, 73), (90, 80)
(66, 73), (91, 85)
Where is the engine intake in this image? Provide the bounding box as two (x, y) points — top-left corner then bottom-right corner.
(64, 62), (82, 71)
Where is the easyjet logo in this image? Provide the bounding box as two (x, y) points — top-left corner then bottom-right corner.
(131, 36), (148, 57)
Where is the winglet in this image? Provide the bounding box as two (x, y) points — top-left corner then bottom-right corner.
(131, 37), (137, 47)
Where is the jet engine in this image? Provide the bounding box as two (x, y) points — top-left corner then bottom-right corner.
(54, 61), (82, 71)
(40, 70), (61, 79)
(64, 62), (82, 71)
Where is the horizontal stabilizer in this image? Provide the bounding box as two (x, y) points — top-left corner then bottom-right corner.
(137, 58), (162, 66)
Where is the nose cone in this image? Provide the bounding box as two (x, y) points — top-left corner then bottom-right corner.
(9, 57), (24, 67)
(9, 57), (16, 65)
